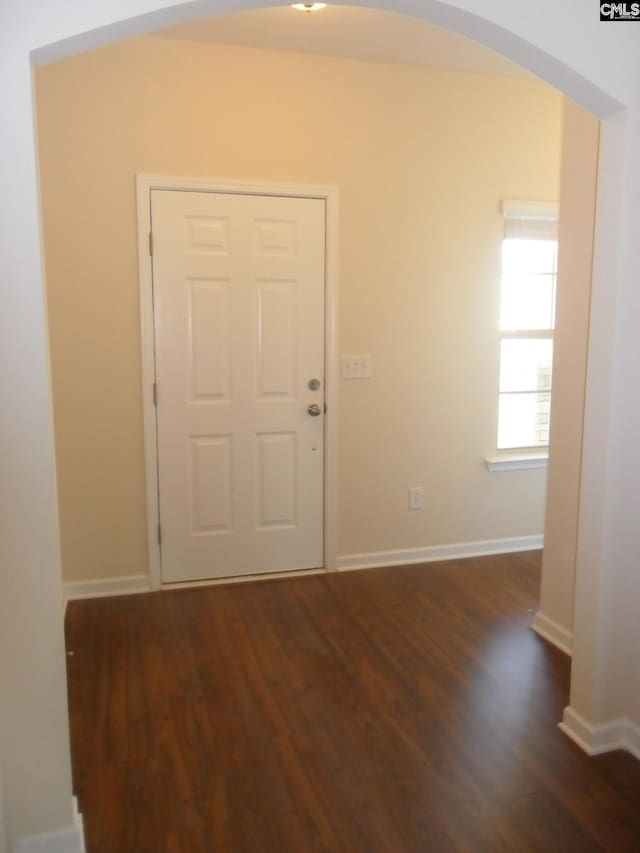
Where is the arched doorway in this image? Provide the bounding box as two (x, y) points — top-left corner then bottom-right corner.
(3, 0), (637, 846)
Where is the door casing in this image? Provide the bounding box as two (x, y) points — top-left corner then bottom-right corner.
(137, 174), (339, 589)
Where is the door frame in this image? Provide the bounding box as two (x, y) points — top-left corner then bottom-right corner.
(136, 175), (338, 589)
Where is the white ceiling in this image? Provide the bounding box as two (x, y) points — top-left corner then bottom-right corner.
(155, 4), (527, 78)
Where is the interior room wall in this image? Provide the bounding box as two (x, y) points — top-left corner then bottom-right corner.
(568, 105), (640, 744)
(36, 36), (562, 583)
(0, 13), (75, 846)
(535, 99), (600, 653)
(3, 1), (640, 845)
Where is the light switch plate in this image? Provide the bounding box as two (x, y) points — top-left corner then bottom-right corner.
(409, 487), (423, 511)
(341, 355), (372, 379)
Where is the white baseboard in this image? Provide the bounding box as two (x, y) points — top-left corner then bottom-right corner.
(14, 797), (85, 853)
(626, 718), (640, 760)
(559, 707), (640, 760)
(63, 535), (544, 603)
(64, 574), (151, 604)
(531, 611), (573, 656)
(336, 534), (543, 572)
(71, 798), (84, 851)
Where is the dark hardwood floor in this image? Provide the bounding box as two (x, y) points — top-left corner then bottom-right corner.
(65, 552), (640, 852)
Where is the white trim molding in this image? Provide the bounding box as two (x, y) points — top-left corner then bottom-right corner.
(560, 707), (640, 760)
(336, 535), (543, 572)
(64, 567), (337, 603)
(627, 719), (640, 759)
(484, 453), (548, 472)
(0, 767), (6, 853)
(64, 574), (151, 604)
(14, 798), (85, 853)
(531, 611), (573, 656)
(136, 174), (339, 586)
(65, 537), (544, 601)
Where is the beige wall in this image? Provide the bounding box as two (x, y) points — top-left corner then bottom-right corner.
(36, 37), (562, 581)
(2, 4), (638, 814)
(538, 100), (600, 644)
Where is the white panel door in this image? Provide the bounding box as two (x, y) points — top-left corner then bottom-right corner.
(151, 189), (325, 583)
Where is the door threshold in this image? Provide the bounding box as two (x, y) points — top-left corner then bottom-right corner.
(159, 565), (330, 592)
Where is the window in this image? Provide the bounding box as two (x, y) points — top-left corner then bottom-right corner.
(497, 201), (559, 451)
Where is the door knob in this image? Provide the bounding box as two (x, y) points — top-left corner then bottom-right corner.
(307, 403), (322, 417)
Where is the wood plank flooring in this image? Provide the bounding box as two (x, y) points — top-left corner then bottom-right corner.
(65, 552), (640, 852)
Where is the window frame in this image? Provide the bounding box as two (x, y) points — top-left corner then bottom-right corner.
(496, 201), (559, 453)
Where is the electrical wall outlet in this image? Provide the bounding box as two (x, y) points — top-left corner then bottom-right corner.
(409, 486), (423, 511)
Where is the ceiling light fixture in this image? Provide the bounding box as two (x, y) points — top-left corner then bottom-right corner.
(292, 3), (327, 11)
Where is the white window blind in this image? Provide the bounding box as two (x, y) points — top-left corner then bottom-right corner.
(501, 200), (559, 240)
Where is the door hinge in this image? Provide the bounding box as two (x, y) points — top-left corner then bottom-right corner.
(148, 231), (153, 257)
(157, 523), (162, 547)
(152, 381), (158, 406)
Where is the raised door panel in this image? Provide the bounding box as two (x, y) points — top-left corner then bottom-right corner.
(189, 280), (232, 402)
(189, 436), (233, 533)
(256, 280), (297, 400)
(256, 432), (297, 529)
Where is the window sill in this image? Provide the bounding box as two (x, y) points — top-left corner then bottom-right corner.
(484, 452), (548, 472)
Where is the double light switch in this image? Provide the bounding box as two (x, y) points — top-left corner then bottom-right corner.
(341, 355), (372, 379)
